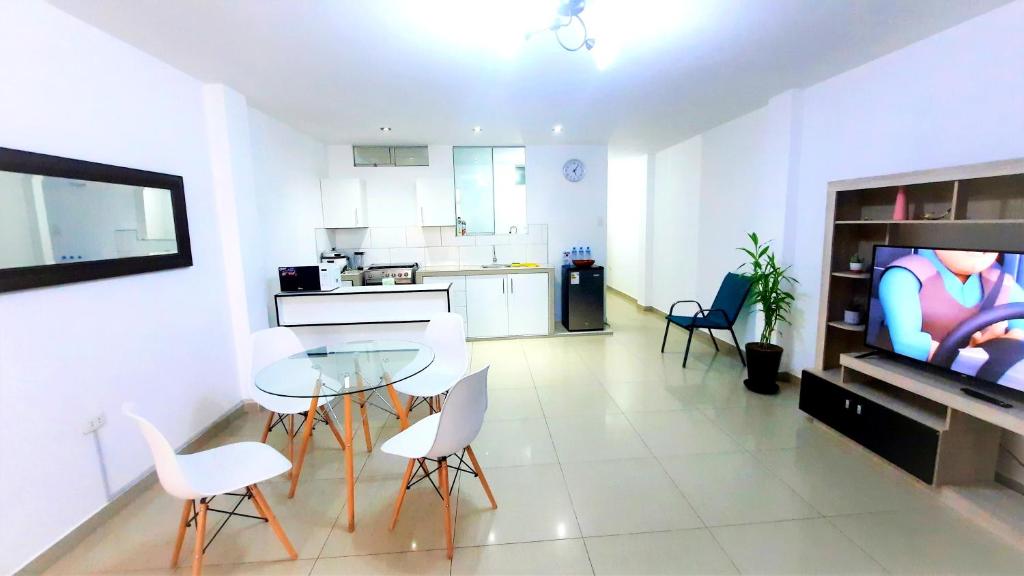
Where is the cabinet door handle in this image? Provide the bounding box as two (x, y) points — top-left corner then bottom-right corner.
(354, 208), (358, 225)
(856, 404), (862, 415)
(511, 277), (514, 293)
(502, 278), (505, 294)
(420, 207), (425, 224)
(844, 399), (850, 410)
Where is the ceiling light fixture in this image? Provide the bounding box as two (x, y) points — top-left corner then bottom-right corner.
(472, 126), (483, 134)
(552, 124), (564, 134)
(526, 0), (596, 53)
(379, 126), (392, 132)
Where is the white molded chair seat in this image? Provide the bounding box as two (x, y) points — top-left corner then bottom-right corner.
(381, 413), (440, 459)
(177, 442), (291, 498)
(392, 313), (468, 408)
(124, 404), (297, 575)
(381, 367), (496, 559)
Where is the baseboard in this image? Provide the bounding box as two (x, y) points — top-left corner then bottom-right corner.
(18, 401), (248, 575)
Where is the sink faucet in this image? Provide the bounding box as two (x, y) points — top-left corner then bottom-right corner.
(492, 245), (498, 264)
(509, 225), (518, 234)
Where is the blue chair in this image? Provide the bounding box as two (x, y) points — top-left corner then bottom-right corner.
(661, 273), (753, 367)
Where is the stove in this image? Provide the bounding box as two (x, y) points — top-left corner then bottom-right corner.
(363, 262), (419, 285)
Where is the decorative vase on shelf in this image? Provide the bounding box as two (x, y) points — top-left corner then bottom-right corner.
(892, 186), (908, 221)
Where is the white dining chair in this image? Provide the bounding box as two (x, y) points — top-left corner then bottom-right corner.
(251, 327), (373, 497)
(382, 366), (497, 559)
(393, 313), (469, 416)
(123, 403), (297, 576)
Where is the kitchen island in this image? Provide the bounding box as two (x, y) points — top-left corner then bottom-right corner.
(275, 283), (451, 347)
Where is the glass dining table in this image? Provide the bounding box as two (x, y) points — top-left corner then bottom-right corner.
(254, 340), (434, 532)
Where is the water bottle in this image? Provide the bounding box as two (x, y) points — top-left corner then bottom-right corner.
(571, 246), (579, 260)
(563, 251), (571, 266)
(585, 246), (592, 260)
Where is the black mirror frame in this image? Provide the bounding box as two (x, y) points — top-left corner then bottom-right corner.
(0, 147), (193, 293)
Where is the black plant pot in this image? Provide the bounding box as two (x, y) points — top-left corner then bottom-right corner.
(744, 343), (783, 395)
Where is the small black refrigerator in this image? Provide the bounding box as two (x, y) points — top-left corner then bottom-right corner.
(561, 265), (605, 331)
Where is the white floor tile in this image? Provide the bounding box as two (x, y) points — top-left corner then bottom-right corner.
(451, 540), (593, 575)
(625, 410), (743, 457)
(546, 413), (652, 463)
(586, 529), (737, 575)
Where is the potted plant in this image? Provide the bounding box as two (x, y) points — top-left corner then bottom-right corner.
(738, 232), (798, 395)
(849, 253), (865, 272)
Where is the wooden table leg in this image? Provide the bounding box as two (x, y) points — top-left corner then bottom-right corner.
(344, 394), (355, 532)
(288, 395), (319, 498)
(384, 375), (410, 430)
(356, 390), (373, 452)
(260, 411), (275, 444)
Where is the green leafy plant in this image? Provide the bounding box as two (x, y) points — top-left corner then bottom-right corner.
(850, 253), (863, 264)
(738, 232), (798, 347)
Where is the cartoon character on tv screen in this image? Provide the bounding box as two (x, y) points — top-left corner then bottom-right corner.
(878, 249), (1024, 390)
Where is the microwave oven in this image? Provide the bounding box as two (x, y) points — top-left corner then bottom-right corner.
(278, 264), (340, 292)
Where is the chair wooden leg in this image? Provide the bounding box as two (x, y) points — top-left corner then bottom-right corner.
(707, 329), (720, 351)
(319, 406), (347, 451)
(171, 500), (191, 568)
(357, 390), (373, 452)
(390, 459), (416, 530)
(260, 411), (275, 444)
(288, 396), (320, 498)
(439, 458), (453, 560)
(287, 414), (295, 462)
(250, 485), (298, 559)
(385, 379), (410, 429)
(191, 499), (208, 576)
(465, 445), (497, 509)
(683, 328), (695, 368)
(661, 319), (671, 353)
(405, 394), (415, 417)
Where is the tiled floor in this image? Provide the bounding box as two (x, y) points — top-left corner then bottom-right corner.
(46, 292), (1024, 575)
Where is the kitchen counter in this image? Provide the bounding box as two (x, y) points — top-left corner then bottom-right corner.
(417, 264), (555, 279)
(275, 283), (451, 335)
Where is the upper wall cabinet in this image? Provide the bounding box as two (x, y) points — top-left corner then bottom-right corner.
(416, 177), (456, 226)
(321, 178), (368, 228)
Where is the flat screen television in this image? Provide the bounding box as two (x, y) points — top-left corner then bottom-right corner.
(865, 245), (1024, 394)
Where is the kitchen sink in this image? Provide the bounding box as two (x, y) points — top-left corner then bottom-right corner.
(481, 263), (512, 268)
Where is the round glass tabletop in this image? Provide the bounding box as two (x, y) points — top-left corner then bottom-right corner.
(254, 340), (434, 398)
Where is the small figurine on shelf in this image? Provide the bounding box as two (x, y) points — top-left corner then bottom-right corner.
(849, 253), (865, 272)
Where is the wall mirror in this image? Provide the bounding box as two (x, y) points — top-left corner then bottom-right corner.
(0, 147), (192, 292)
(453, 146), (527, 235)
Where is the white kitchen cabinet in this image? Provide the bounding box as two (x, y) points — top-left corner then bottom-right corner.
(507, 273), (549, 336)
(321, 178), (368, 228)
(466, 275), (509, 338)
(416, 177), (456, 226)
(464, 272), (549, 338)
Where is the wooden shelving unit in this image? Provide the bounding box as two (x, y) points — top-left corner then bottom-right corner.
(804, 158), (1024, 542)
(816, 159), (1024, 370)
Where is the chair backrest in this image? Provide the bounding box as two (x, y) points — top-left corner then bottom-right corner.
(123, 403), (198, 500)
(425, 313), (469, 376)
(249, 327), (308, 412)
(427, 366), (488, 458)
(710, 273), (754, 324)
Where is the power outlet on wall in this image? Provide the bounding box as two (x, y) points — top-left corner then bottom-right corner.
(83, 413), (107, 435)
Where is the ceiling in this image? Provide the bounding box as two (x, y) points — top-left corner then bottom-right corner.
(48, 0), (1008, 150)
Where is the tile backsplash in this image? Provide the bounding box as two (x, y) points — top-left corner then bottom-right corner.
(318, 225), (548, 267)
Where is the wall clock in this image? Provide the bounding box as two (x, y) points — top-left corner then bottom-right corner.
(563, 158), (585, 182)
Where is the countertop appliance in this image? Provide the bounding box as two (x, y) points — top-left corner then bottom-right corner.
(279, 264), (341, 292)
(320, 249), (348, 271)
(561, 265), (604, 331)
(363, 262), (420, 285)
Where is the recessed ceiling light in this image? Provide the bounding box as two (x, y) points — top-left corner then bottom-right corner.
(379, 126), (392, 132)
(552, 124), (564, 134)
(472, 126), (483, 134)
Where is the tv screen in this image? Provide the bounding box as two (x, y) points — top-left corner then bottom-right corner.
(866, 245), (1024, 393)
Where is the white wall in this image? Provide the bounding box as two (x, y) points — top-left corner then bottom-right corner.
(643, 0), (1024, 486)
(248, 108), (329, 325)
(606, 152), (648, 298)
(648, 137), (702, 313)
(0, 2), (242, 572)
